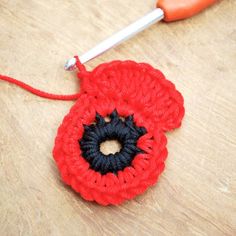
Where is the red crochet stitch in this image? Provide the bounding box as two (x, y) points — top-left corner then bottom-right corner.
(53, 58), (184, 205)
(0, 58), (184, 206)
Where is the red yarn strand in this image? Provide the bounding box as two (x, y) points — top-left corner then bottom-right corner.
(0, 56), (85, 101)
(0, 74), (79, 101)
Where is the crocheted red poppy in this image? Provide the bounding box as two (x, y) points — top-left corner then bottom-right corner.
(53, 60), (184, 205)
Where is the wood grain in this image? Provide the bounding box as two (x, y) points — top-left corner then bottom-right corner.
(0, 0), (236, 235)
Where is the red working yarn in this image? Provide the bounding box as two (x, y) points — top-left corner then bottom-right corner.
(0, 74), (80, 100)
(0, 58), (184, 205)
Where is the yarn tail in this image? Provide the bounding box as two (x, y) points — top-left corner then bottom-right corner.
(0, 74), (79, 101)
(0, 56), (87, 101)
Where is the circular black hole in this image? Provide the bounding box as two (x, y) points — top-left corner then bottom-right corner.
(99, 139), (122, 155)
(79, 110), (146, 175)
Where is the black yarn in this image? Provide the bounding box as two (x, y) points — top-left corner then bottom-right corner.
(79, 110), (146, 175)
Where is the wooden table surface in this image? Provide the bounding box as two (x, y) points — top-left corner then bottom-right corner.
(1, 1), (236, 235)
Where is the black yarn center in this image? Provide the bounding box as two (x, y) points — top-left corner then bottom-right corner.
(79, 110), (146, 175)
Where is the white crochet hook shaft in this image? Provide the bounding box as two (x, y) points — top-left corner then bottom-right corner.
(64, 0), (217, 70)
(64, 8), (164, 70)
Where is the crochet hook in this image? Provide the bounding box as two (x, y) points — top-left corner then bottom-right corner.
(65, 0), (217, 70)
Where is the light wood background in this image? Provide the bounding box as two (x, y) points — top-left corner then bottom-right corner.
(0, 0), (236, 235)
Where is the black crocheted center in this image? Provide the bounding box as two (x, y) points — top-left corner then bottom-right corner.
(79, 110), (147, 175)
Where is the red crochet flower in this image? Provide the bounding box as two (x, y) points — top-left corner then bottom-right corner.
(53, 60), (184, 205)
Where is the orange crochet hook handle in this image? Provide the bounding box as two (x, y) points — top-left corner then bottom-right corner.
(157, 0), (218, 22)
